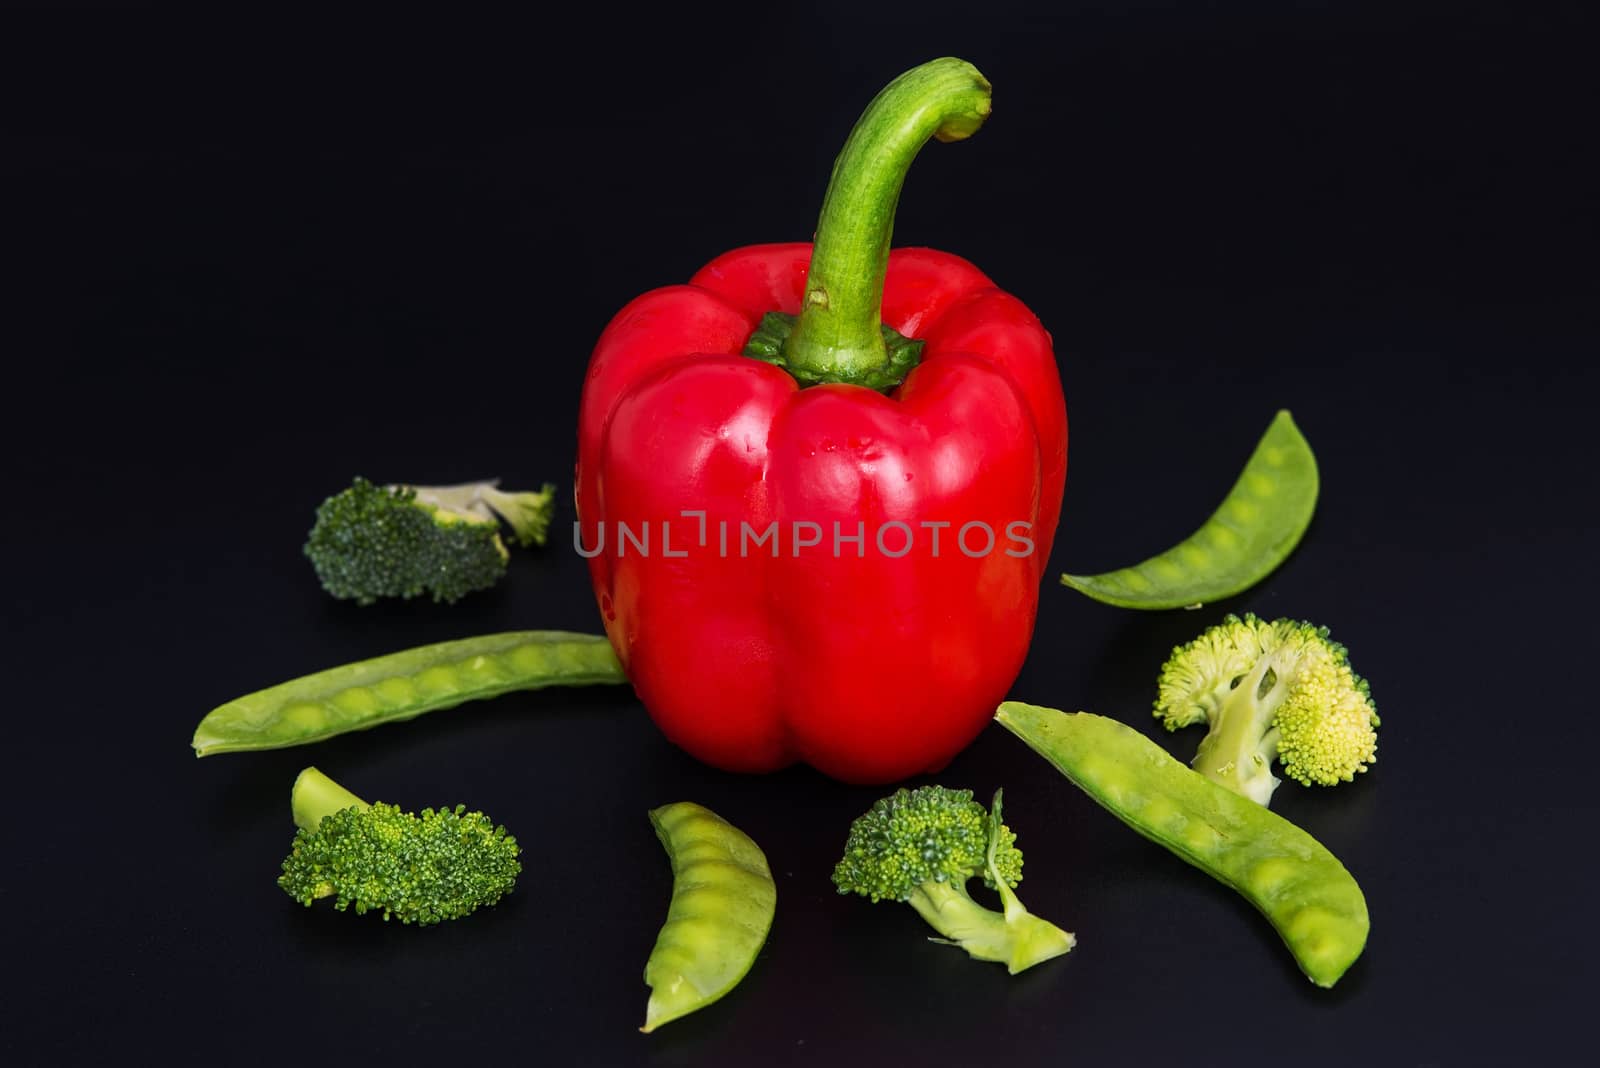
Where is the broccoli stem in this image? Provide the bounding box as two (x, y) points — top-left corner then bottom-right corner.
(405, 479), (555, 547)
(906, 879), (1075, 975)
(478, 483), (556, 547)
(1192, 656), (1286, 805)
(406, 480), (506, 523)
(291, 767), (369, 831)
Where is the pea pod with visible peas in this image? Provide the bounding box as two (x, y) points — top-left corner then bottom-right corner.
(191, 631), (627, 756)
(1061, 409), (1319, 610)
(995, 701), (1368, 988)
(642, 802), (776, 1033)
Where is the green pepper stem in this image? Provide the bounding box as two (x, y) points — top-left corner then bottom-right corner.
(782, 58), (992, 386)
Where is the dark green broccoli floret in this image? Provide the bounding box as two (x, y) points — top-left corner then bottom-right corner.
(303, 477), (556, 604)
(1156, 614), (1380, 806)
(832, 786), (1074, 974)
(278, 767), (521, 925)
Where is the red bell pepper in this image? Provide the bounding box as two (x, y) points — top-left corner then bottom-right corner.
(576, 59), (1067, 783)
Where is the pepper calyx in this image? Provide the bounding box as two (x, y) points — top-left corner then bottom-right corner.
(744, 311), (923, 393)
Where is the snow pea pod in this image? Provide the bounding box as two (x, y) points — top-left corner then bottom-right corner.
(642, 802), (776, 1033)
(995, 702), (1368, 987)
(192, 631), (626, 756)
(1062, 409), (1318, 609)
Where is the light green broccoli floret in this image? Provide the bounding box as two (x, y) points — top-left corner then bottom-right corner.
(1156, 614), (1379, 806)
(831, 786), (1074, 974)
(302, 477), (556, 604)
(277, 767), (521, 925)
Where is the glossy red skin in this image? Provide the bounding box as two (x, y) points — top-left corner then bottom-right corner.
(577, 243), (1066, 783)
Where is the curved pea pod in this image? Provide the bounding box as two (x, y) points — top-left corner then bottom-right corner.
(1062, 409), (1318, 610)
(995, 702), (1368, 988)
(642, 802), (776, 1033)
(192, 631), (627, 756)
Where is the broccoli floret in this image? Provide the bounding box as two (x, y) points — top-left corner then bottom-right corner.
(303, 477), (556, 604)
(1156, 614), (1379, 806)
(277, 766), (521, 925)
(831, 786), (1074, 974)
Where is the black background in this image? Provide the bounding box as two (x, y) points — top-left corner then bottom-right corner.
(7, 3), (1596, 1064)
